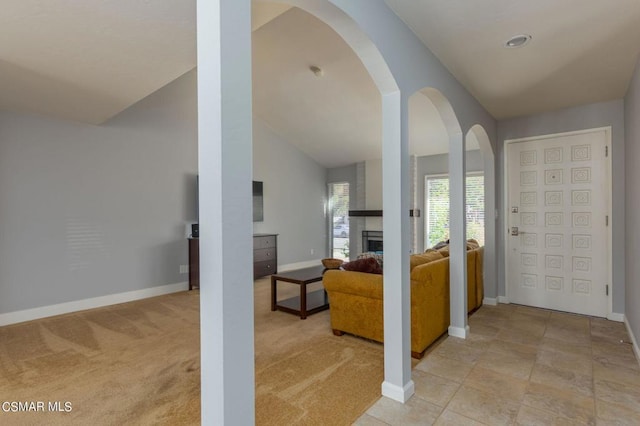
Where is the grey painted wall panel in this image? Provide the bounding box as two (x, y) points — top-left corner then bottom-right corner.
(0, 70), (198, 314)
(497, 100), (625, 314)
(625, 58), (640, 341)
(253, 119), (328, 266)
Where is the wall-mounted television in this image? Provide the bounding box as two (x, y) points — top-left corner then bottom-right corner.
(253, 181), (264, 222)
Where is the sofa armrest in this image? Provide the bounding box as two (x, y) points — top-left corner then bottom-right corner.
(322, 270), (383, 300)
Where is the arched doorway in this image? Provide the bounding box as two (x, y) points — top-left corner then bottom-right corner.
(408, 86), (469, 338)
(466, 125), (497, 305)
(197, 2), (407, 424)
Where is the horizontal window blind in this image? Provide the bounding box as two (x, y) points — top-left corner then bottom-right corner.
(425, 174), (485, 248)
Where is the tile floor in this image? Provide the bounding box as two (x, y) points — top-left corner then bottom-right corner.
(354, 303), (640, 425)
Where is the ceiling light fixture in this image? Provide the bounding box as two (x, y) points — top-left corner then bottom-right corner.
(309, 65), (324, 77)
(505, 34), (532, 48)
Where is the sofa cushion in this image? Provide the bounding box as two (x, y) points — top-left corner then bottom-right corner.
(342, 257), (383, 274)
(410, 251), (444, 270)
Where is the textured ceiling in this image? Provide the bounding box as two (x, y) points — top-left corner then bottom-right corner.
(384, 0), (640, 119)
(253, 7), (464, 168)
(3, 1), (635, 167)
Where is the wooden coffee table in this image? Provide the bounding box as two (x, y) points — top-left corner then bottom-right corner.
(270, 265), (329, 319)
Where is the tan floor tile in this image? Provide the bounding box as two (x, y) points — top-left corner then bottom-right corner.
(516, 405), (585, 426)
(549, 311), (590, 329)
(496, 328), (544, 347)
(412, 370), (460, 407)
(353, 413), (391, 425)
(361, 305), (640, 426)
(414, 354), (473, 383)
(475, 349), (536, 380)
(593, 358), (640, 387)
(543, 326), (591, 346)
(469, 315), (510, 331)
(429, 338), (486, 365)
(434, 409), (487, 426)
(530, 363), (593, 397)
(590, 319), (630, 345)
(536, 349), (593, 376)
(366, 395), (442, 426)
(592, 341), (639, 370)
(502, 317), (547, 338)
(513, 305), (552, 320)
(467, 323), (500, 338)
(539, 336), (592, 356)
(522, 382), (595, 425)
(594, 378), (640, 414)
(489, 338), (538, 356)
(447, 385), (520, 425)
(595, 399), (640, 425)
(464, 366), (529, 402)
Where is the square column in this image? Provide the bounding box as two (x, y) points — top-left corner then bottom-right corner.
(197, 1), (255, 424)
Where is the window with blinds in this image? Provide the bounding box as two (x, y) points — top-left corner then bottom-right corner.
(425, 173), (485, 248)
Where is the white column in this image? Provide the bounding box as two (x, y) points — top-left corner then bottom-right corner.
(197, 1), (255, 424)
(381, 92), (415, 402)
(483, 149), (497, 303)
(448, 132), (469, 338)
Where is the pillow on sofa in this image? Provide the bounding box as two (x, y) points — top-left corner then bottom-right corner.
(342, 257), (383, 274)
(467, 239), (480, 250)
(410, 251), (444, 270)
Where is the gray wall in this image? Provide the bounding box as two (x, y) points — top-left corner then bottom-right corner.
(253, 119), (328, 268)
(415, 150), (484, 252)
(497, 100), (626, 314)
(0, 70), (198, 314)
(625, 57), (640, 342)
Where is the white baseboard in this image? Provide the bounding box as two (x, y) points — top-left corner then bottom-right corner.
(0, 281), (189, 326)
(483, 297), (498, 306)
(448, 325), (470, 339)
(607, 312), (624, 322)
(498, 296), (510, 304)
(278, 259), (323, 272)
(623, 315), (640, 368)
(381, 380), (415, 403)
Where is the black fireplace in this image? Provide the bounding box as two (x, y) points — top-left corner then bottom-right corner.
(362, 230), (383, 253)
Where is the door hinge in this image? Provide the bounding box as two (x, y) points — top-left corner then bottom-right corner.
(606, 285), (609, 296)
(606, 215), (609, 226)
(605, 146), (609, 157)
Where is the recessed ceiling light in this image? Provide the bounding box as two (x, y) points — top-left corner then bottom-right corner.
(505, 34), (532, 48)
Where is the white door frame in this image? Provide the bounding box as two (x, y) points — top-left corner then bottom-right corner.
(503, 127), (613, 317)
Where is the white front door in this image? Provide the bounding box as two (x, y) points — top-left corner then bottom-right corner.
(506, 128), (611, 317)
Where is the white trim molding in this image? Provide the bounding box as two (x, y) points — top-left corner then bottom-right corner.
(0, 281), (189, 326)
(448, 325), (470, 339)
(624, 316), (640, 367)
(483, 297), (498, 306)
(381, 380), (415, 403)
(278, 259), (323, 272)
(607, 312), (625, 322)
(498, 296), (510, 304)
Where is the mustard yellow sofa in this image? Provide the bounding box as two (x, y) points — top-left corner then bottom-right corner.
(322, 246), (484, 359)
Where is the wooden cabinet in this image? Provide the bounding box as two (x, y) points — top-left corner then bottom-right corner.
(188, 238), (199, 290)
(254, 234), (277, 279)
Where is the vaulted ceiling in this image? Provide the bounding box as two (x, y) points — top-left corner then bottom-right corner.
(1, 1), (639, 168)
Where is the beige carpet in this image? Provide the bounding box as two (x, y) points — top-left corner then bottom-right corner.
(0, 278), (384, 425)
(254, 277), (384, 425)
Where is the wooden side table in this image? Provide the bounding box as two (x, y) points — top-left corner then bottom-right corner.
(270, 265), (328, 319)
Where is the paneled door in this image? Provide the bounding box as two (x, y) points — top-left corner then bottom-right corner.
(506, 128), (611, 317)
